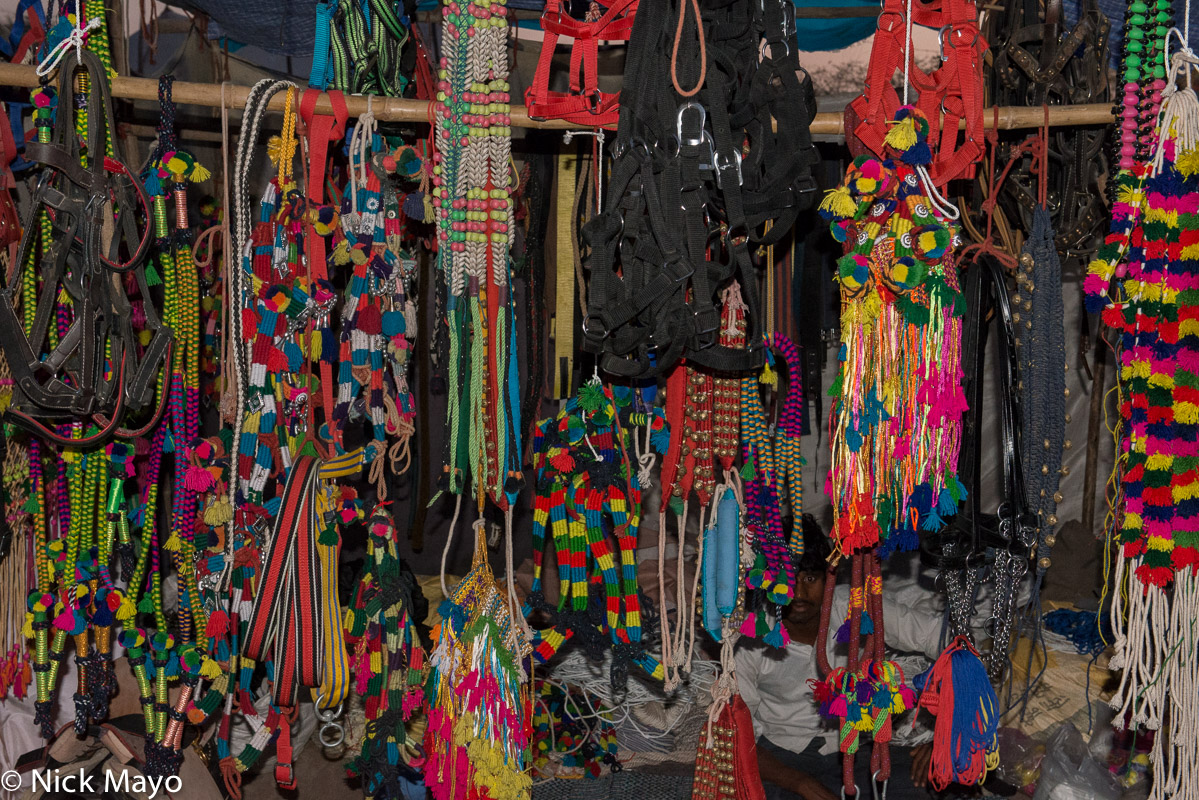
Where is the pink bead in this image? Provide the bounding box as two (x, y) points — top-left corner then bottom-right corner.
(1121, 144), (1136, 156)
(1115, 264), (1127, 278)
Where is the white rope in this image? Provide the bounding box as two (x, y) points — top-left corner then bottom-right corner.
(36, 1), (100, 77)
(439, 493), (464, 599)
(916, 164), (961, 220)
(903, 0), (914, 106)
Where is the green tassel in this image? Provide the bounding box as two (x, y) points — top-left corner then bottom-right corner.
(144, 263), (162, 287)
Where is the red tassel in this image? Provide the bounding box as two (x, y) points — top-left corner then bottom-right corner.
(206, 610), (230, 639)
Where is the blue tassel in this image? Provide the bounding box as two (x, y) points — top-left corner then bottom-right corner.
(860, 612), (873, 635)
(402, 192), (425, 220)
(650, 426), (671, 454)
(937, 487), (958, 516)
(910, 483), (933, 514)
(921, 508), (944, 531)
(836, 620), (851, 643)
(948, 647), (999, 778)
(763, 622), (785, 648)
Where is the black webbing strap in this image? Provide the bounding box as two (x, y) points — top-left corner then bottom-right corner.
(0, 50), (172, 444)
(920, 256), (1034, 571)
(581, 0), (818, 379)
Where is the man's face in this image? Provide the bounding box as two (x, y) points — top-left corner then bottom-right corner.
(785, 570), (825, 626)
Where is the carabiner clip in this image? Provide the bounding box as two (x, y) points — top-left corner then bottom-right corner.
(872, 770), (888, 800)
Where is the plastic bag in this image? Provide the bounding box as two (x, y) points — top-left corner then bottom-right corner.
(1032, 722), (1121, 800)
(995, 727), (1046, 795)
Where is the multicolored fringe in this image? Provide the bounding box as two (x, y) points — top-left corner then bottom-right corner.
(810, 659), (915, 757)
(820, 106), (967, 557)
(425, 531), (530, 800)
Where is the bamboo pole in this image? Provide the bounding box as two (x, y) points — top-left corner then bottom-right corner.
(0, 62), (1117, 134)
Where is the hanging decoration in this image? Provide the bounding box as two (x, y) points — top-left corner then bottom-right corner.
(818, 101), (971, 794)
(526, 379), (665, 687)
(425, 526), (531, 800)
(1085, 8), (1199, 792)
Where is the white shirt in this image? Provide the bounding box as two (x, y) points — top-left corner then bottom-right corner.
(735, 583), (944, 756)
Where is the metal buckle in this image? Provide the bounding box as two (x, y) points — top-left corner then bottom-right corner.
(585, 88), (605, 115)
(676, 102), (708, 148)
(715, 148), (742, 190)
(582, 314), (610, 338)
(664, 255), (694, 283)
(694, 307), (720, 336)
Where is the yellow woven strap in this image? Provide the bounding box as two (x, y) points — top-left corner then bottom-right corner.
(552, 145), (578, 398)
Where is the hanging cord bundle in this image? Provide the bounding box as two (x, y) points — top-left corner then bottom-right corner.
(425, 524), (532, 800)
(581, 0), (819, 379)
(431, 0), (525, 535)
(734, 328), (805, 647)
(331, 102), (419, 480)
(658, 285), (752, 683)
(1005, 115), (1069, 712)
(526, 380), (664, 688)
(343, 509), (428, 799)
(1084, 19), (1199, 796)
(912, 636), (999, 789)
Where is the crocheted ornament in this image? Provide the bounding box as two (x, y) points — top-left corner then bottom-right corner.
(343, 510), (428, 797)
(526, 381), (663, 686)
(821, 107), (967, 558)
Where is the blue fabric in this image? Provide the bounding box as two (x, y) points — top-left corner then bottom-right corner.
(174, 0), (879, 59)
(792, 0), (879, 52)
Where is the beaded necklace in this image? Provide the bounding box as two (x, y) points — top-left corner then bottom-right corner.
(432, 0), (521, 515)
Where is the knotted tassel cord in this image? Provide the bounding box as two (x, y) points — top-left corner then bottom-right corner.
(1084, 13), (1199, 793)
(817, 106), (969, 795)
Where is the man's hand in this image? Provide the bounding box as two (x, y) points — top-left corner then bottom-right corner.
(910, 743), (933, 788)
(794, 772), (839, 800)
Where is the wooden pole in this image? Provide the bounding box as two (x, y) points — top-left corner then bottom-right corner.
(0, 62), (1117, 134)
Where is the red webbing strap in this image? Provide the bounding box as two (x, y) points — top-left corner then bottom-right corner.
(844, 553), (864, 792)
(11, 4), (45, 65)
(524, 0), (638, 125)
(274, 710), (295, 789)
(300, 89), (348, 450)
(868, 554), (891, 782)
(410, 23), (437, 102)
(243, 456), (322, 707)
(659, 362), (688, 499)
(485, 236), (507, 511)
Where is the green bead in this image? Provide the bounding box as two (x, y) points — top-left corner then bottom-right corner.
(1124, 67), (1141, 81)
(1130, 14), (1146, 23)
(1127, 54), (1142, 66)
(1130, 27), (1145, 37)
(1128, 41), (1144, 52)
(1155, 65), (1166, 77)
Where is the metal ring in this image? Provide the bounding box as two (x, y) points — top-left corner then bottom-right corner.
(318, 721), (345, 749)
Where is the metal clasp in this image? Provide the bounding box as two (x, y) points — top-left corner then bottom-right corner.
(315, 694), (346, 749)
(676, 102), (708, 148)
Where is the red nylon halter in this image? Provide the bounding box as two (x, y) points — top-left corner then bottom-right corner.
(524, 0), (638, 126)
(846, 0), (988, 186)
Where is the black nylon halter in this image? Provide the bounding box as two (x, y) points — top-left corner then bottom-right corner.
(581, 0), (818, 379)
(0, 51), (172, 445)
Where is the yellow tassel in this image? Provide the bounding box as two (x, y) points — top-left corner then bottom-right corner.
(22, 613), (33, 640)
(1115, 184), (1144, 206)
(199, 656), (222, 680)
(423, 192), (435, 221)
(204, 497), (233, 526)
(1178, 148), (1199, 177)
(759, 361), (777, 388)
(190, 162), (212, 183)
(164, 532), (182, 552)
(884, 116), (918, 152)
(116, 593), (136, 621)
(818, 185), (857, 218)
